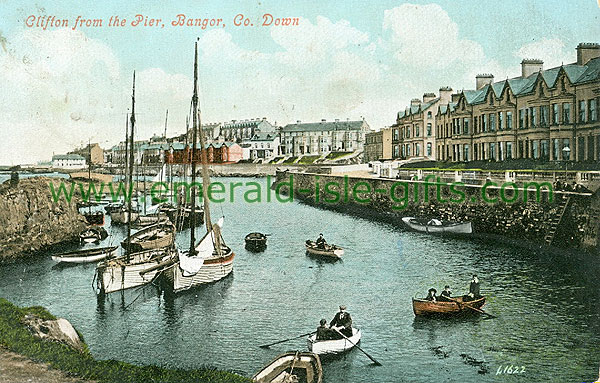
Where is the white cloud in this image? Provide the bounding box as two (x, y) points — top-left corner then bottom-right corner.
(515, 38), (574, 69)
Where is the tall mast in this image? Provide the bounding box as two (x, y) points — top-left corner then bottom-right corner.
(164, 109), (169, 139)
(123, 114), (129, 182)
(189, 42), (199, 252)
(88, 138), (92, 214)
(126, 71), (136, 262)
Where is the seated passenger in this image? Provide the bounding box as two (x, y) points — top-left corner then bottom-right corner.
(438, 285), (452, 301)
(425, 288), (437, 302)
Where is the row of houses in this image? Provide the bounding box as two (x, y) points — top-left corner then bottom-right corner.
(365, 42), (600, 165)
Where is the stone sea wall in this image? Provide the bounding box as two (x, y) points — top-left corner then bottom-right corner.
(0, 177), (86, 261)
(274, 171), (600, 253)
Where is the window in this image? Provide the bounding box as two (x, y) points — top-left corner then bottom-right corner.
(579, 100), (586, 123)
(416, 125), (420, 137)
(590, 99), (598, 122)
(482, 114), (488, 132)
(416, 143), (421, 156)
(530, 107), (537, 127)
(393, 129), (398, 140)
(506, 142), (513, 160)
(552, 104), (559, 124)
(532, 141), (539, 159)
(427, 143), (432, 156)
(463, 118), (470, 134)
(406, 127), (410, 138)
(499, 142), (504, 160)
(541, 140), (549, 161)
(489, 143), (496, 160)
(490, 113), (496, 131)
(519, 109), (525, 129)
(562, 138), (570, 160)
(427, 111), (432, 118)
(553, 139), (560, 161)
(563, 103), (571, 123)
(498, 112), (503, 131)
(541, 105), (549, 126)
(506, 112), (513, 130)
(427, 123), (432, 136)
(463, 144), (470, 161)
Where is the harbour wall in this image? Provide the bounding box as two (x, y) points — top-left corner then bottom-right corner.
(0, 177), (86, 262)
(274, 171), (600, 253)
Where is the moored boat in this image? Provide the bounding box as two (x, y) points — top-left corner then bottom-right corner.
(307, 328), (361, 354)
(412, 296), (486, 316)
(253, 352), (323, 383)
(245, 232), (267, 251)
(401, 217), (472, 234)
(305, 240), (343, 259)
(52, 246), (118, 264)
(110, 207), (139, 225)
(121, 221), (175, 252)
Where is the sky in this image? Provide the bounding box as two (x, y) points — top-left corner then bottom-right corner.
(0, 0), (599, 165)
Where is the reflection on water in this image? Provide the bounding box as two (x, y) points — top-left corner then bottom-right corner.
(0, 177), (599, 382)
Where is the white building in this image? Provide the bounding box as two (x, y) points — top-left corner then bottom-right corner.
(51, 154), (86, 169)
(280, 119), (371, 156)
(247, 132), (280, 161)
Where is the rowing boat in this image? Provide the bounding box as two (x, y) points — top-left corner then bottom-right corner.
(401, 217), (472, 234)
(307, 328), (361, 354)
(412, 296), (486, 316)
(253, 352), (322, 383)
(305, 240), (343, 259)
(245, 232), (267, 252)
(51, 246), (118, 264)
(120, 221), (175, 252)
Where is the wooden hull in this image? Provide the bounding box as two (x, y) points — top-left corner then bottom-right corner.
(110, 210), (139, 225)
(412, 296), (486, 316)
(163, 250), (234, 293)
(307, 328), (360, 354)
(133, 213), (170, 228)
(305, 241), (343, 258)
(52, 246), (118, 264)
(253, 352), (322, 383)
(121, 222), (175, 252)
(402, 217), (472, 234)
(95, 249), (173, 294)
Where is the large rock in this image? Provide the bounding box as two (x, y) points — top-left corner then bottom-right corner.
(21, 314), (85, 353)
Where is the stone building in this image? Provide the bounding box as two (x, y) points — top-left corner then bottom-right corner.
(364, 128), (392, 162)
(436, 43), (600, 163)
(69, 143), (104, 165)
(220, 118), (275, 142)
(247, 132), (280, 161)
(392, 88), (453, 160)
(280, 119), (371, 156)
(51, 154), (86, 169)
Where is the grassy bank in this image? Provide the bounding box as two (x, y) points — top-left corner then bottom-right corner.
(0, 298), (251, 383)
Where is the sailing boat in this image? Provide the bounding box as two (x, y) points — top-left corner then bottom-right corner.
(161, 41), (234, 293)
(110, 114), (139, 225)
(95, 72), (175, 295)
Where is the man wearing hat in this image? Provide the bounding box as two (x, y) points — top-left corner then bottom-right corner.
(330, 305), (353, 338)
(438, 285), (452, 302)
(316, 233), (327, 249)
(465, 275), (481, 302)
(426, 288), (437, 302)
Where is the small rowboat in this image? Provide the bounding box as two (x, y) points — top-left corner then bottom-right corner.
(121, 221), (175, 252)
(79, 227), (108, 244)
(305, 240), (344, 259)
(402, 217), (472, 234)
(307, 328), (361, 354)
(245, 232), (267, 252)
(51, 246), (118, 264)
(412, 296), (486, 316)
(253, 352), (322, 383)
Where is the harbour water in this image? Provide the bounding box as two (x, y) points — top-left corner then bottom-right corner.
(0, 177), (599, 382)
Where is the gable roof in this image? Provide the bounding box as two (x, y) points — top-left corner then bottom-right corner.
(281, 120), (366, 132)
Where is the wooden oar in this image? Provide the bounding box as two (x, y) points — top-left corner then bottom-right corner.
(259, 331), (315, 349)
(446, 296), (497, 318)
(333, 328), (382, 366)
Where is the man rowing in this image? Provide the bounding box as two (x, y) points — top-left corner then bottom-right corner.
(316, 233), (327, 249)
(330, 305), (353, 338)
(438, 285), (452, 301)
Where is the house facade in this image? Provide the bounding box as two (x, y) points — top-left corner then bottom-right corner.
(247, 132), (280, 161)
(364, 128), (393, 162)
(51, 154), (86, 169)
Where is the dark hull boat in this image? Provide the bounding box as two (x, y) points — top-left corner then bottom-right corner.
(79, 227), (108, 244)
(245, 232), (267, 252)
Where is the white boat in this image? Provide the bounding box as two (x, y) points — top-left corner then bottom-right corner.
(95, 248), (175, 294)
(401, 217), (472, 234)
(307, 328), (361, 354)
(110, 208), (139, 225)
(52, 246), (118, 264)
(161, 41), (234, 293)
(253, 352), (323, 383)
(121, 221), (175, 252)
(305, 240), (344, 259)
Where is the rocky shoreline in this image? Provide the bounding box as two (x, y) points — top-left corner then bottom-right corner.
(0, 177), (87, 262)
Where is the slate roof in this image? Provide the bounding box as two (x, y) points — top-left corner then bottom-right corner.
(52, 154), (85, 161)
(281, 120), (366, 132)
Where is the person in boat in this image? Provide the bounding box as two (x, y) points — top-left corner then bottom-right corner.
(425, 288), (437, 302)
(464, 275), (481, 302)
(438, 285), (452, 302)
(316, 233), (327, 249)
(316, 318), (334, 341)
(330, 305), (353, 338)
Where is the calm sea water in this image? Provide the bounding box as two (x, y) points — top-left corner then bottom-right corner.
(0, 176), (599, 383)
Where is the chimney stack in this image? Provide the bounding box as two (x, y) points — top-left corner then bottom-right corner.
(438, 87), (453, 104)
(476, 74), (494, 90)
(423, 92), (436, 103)
(521, 59), (543, 78)
(576, 42), (600, 65)
(410, 98), (421, 107)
